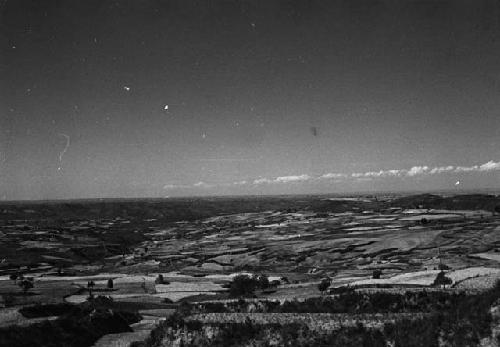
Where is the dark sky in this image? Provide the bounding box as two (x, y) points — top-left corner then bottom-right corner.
(1, 0), (499, 200)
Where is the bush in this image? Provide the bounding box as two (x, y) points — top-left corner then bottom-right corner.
(253, 274), (269, 289)
(0, 299), (141, 347)
(438, 263), (450, 271)
(139, 280), (500, 347)
(372, 269), (382, 279)
(229, 275), (260, 297)
(155, 274), (169, 285)
(18, 277), (34, 294)
(433, 271), (452, 288)
(318, 278), (331, 294)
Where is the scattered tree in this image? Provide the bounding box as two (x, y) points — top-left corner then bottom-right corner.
(19, 277), (34, 295)
(155, 274), (169, 285)
(318, 278), (331, 295)
(9, 273), (18, 284)
(253, 274), (269, 289)
(229, 275), (259, 297)
(87, 280), (95, 297)
(438, 263), (450, 271)
(433, 271), (452, 289)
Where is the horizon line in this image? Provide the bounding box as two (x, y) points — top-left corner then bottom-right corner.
(1, 187), (499, 204)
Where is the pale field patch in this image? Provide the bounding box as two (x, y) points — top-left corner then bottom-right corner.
(472, 253), (500, 262)
(350, 270), (442, 286)
(448, 267), (500, 283)
(347, 267), (500, 288)
(155, 281), (224, 293)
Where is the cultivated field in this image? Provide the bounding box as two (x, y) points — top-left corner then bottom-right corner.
(1, 193), (500, 346)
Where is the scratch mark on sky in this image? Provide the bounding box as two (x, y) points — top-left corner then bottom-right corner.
(58, 133), (70, 171)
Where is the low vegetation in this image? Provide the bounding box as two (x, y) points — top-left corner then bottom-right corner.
(0, 296), (142, 347)
(134, 281), (500, 346)
(228, 274), (270, 297)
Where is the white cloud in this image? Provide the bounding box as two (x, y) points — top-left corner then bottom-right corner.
(253, 178), (273, 184)
(274, 174), (311, 183)
(386, 169), (404, 176)
(163, 184), (178, 189)
(429, 166), (455, 174)
(350, 169), (402, 178)
(320, 173), (347, 179)
(455, 165), (478, 173)
(193, 181), (212, 188)
(253, 174), (311, 184)
(406, 166), (429, 176)
(453, 160), (500, 173)
(182, 160), (500, 190)
(479, 160), (500, 171)
(363, 169), (404, 178)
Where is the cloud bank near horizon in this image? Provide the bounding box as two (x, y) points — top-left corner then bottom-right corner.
(163, 160), (500, 190)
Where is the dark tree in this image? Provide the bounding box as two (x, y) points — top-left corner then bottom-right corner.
(372, 269), (382, 279)
(155, 274), (169, 284)
(433, 271), (452, 289)
(253, 274), (269, 289)
(318, 278), (331, 294)
(18, 277), (34, 294)
(9, 273), (18, 284)
(87, 280), (95, 297)
(229, 275), (259, 297)
(107, 278), (114, 289)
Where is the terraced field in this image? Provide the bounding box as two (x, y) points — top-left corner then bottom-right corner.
(1, 194), (500, 346)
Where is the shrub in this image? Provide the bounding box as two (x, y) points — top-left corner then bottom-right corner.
(18, 277), (34, 294)
(253, 274), (269, 289)
(155, 274), (169, 285)
(433, 271), (452, 288)
(318, 278), (331, 294)
(0, 299), (141, 347)
(9, 273), (18, 283)
(438, 263), (450, 271)
(229, 275), (260, 297)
